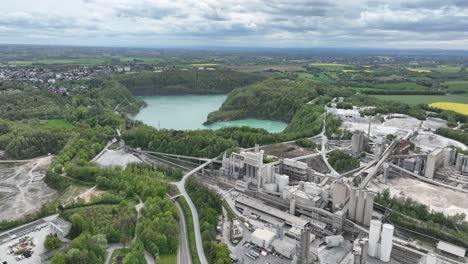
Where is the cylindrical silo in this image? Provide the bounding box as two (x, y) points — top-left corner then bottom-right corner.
(356, 190), (366, 224)
(368, 220), (382, 258)
(380, 223), (394, 262)
(276, 174), (289, 192)
(290, 197), (296, 215)
(363, 192), (374, 226)
(360, 239), (368, 264)
(348, 188), (357, 220)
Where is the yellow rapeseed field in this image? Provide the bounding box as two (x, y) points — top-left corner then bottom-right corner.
(406, 68), (431, 73)
(429, 102), (468, 115)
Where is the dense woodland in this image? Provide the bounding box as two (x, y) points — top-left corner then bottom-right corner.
(115, 69), (264, 95)
(185, 177), (231, 264)
(0, 86), (66, 120)
(206, 77), (320, 123)
(327, 150), (360, 173)
(0, 119), (70, 159)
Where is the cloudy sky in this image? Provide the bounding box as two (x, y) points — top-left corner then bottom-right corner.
(1, 0), (468, 49)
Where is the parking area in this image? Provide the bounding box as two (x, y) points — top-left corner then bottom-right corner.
(234, 241), (291, 264)
(0, 215), (62, 263)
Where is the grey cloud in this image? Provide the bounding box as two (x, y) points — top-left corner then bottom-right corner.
(0, 0), (467, 49)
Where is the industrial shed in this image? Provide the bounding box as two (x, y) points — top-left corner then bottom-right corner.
(437, 241), (466, 259)
(251, 229), (276, 248)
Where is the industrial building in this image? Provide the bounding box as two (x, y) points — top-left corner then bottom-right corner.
(251, 229), (276, 248)
(281, 158), (308, 182)
(424, 148), (452, 179)
(352, 130), (368, 157)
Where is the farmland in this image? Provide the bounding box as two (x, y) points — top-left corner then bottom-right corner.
(429, 102), (468, 115)
(372, 94), (468, 105)
(406, 68), (431, 73)
(372, 82), (428, 90)
(443, 81), (468, 93)
(190, 63), (221, 67)
(310, 63), (348, 67)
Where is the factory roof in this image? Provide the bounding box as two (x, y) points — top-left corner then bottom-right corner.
(271, 239), (296, 257)
(437, 241), (466, 258)
(252, 229), (276, 242)
(235, 195), (309, 228)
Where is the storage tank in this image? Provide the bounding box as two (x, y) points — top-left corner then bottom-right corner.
(356, 190), (366, 224)
(276, 174), (289, 192)
(263, 183), (278, 193)
(262, 164), (275, 183)
(380, 224), (394, 262)
(363, 192), (374, 226)
(348, 188), (357, 221)
(368, 220), (382, 257)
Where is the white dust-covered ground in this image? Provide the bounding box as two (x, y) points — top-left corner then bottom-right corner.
(414, 132), (467, 152)
(369, 177), (468, 220)
(422, 117), (448, 131)
(0, 157), (57, 221)
(342, 115), (420, 139)
(341, 114), (466, 152)
(95, 149), (141, 168)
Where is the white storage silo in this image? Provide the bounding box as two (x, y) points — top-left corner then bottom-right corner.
(380, 224), (394, 262)
(356, 190), (366, 224)
(368, 220), (382, 257)
(276, 174), (289, 192)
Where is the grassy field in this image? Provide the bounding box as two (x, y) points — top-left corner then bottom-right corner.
(45, 119), (75, 129)
(309, 63), (351, 70)
(310, 63), (348, 67)
(110, 248), (131, 264)
(429, 102), (468, 115)
(443, 81), (468, 93)
(297, 72), (335, 83)
(373, 94), (468, 105)
(373, 82), (428, 90)
(425, 65), (462, 73)
(160, 254), (177, 264)
(229, 64), (303, 72)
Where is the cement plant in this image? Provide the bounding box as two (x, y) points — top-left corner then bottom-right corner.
(129, 100), (468, 264)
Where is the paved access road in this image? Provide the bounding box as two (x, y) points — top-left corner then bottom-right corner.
(174, 200), (192, 264)
(173, 159), (216, 264)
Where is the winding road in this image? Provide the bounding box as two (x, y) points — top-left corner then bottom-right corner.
(173, 158), (216, 264)
(174, 200), (192, 264)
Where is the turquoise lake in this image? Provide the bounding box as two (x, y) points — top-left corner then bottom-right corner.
(134, 95), (288, 133)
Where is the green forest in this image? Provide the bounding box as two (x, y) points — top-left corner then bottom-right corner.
(185, 177), (231, 264)
(114, 69), (264, 95)
(206, 77), (320, 123)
